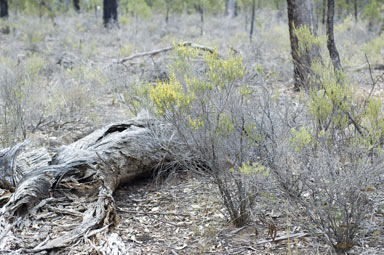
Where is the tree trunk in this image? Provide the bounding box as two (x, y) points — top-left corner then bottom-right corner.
(103, 0), (118, 28)
(73, 0), (80, 12)
(166, 5), (169, 23)
(245, 8), (248, 31)
(354, 0), (358, 23)
(0, 119), (181, 253)
(0, 0), (7, 19)
(286, 0), (320, 90)
(249, 0), (256, 42)
(322, 0), (326, 25)
(197, 5), (204, 36)
(326, 0), (342, 71)
(225, 0), (229, 16)
(233, 1), (238, 17)
(345, 0), (350, 15)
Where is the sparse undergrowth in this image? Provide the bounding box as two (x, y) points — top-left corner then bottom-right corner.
(0, 8), (384, 255)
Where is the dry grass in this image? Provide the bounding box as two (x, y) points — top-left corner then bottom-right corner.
(1, 9), (384, 254)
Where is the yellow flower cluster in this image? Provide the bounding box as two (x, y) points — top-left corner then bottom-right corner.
(149, 75), (194, 117)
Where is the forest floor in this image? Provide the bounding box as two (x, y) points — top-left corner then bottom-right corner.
(1, 11), (384, 255)
(52, 93), (383, 255)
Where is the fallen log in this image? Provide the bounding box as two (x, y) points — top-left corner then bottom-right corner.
(0, 117), (181, 254)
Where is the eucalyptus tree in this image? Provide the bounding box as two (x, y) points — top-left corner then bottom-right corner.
(286, 0), (319, 90)
(73, 0), (80, 12)
(0, 0), (8, 18)
(187, 0), (225, 36)
(103, 0), (118, 28)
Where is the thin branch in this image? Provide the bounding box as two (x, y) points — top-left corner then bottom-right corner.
(254, 232), (308, 245)
(362, 54), (384, 109)
(116, 41), (217, 64)
(366, 54), (376, 101)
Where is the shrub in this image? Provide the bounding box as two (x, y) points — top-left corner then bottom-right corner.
(0, 55), (47, 146)
(140, 44), (275, 227)
(270, 26), (384, 254)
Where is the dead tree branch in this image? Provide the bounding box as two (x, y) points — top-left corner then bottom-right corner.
(116, 41), (217, 64)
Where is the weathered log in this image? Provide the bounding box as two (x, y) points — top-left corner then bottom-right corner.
(0, 117), (179, 253)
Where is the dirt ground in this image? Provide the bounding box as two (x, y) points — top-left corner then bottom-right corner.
(1, 10), (384, 255)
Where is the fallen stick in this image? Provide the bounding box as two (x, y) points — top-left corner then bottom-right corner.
(116, 41), (217, 64)
(254, 232), (308, 245)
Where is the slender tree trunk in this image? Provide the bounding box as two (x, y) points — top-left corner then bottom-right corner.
(322, 0), (326, 25)
(73, 0), (80, 12)
(65, 0), (69, 11)
(354, 0), (358, 23)
(233, 1), (238, 17)
(165, 5), (169, 23)
(245, 8), (248, 31)
(0, 0), (7, 19)
(249, 0), (256, 42)
(103, 0), (118, 28)
(225, 0), (229, 16)
(326, 0), (341, 71)
(286, 0), (320, 90)
(345, 0), (350, 15)
(198, 5), (204, 36)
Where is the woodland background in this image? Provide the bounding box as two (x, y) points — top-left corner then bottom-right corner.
(0, 0), (384, 254)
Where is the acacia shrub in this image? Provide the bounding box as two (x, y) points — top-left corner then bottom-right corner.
(140, 44), (279, 227)
(271, 25), (384, 254)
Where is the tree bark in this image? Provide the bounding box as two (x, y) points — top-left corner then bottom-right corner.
(103, 0), (118, 28)
(233, 1), (238, 17)
(286, 0), (320, 90)
(0, 119), (181, 253)
(225, 0), (229, 16)
(195, 5), (204, 36)
(322, 0), (326, 25)
(326, 0), (342, 71)
(73, 0), (80, 12)
(166, 5), (169, 23)
(249, 0), (256, 42)
(0, 0), (8, 19)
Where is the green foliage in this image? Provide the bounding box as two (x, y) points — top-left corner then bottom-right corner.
(293, 25), (325, 58)
(290, 126), (312, 152)
(363, 35), (384, 64)
(363, 98), (384, 147)
(185, 0), (225, 14)
(236, 161), (269, 176)
(364, 0), (382, 24)
(149, 73), (195, 117)
(121, 0), (152, 19)
(139, 43), (269, 227)
(308, 62), (353, 131)
(335, 16), (354, 33)
(120, 44), (135, 57)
